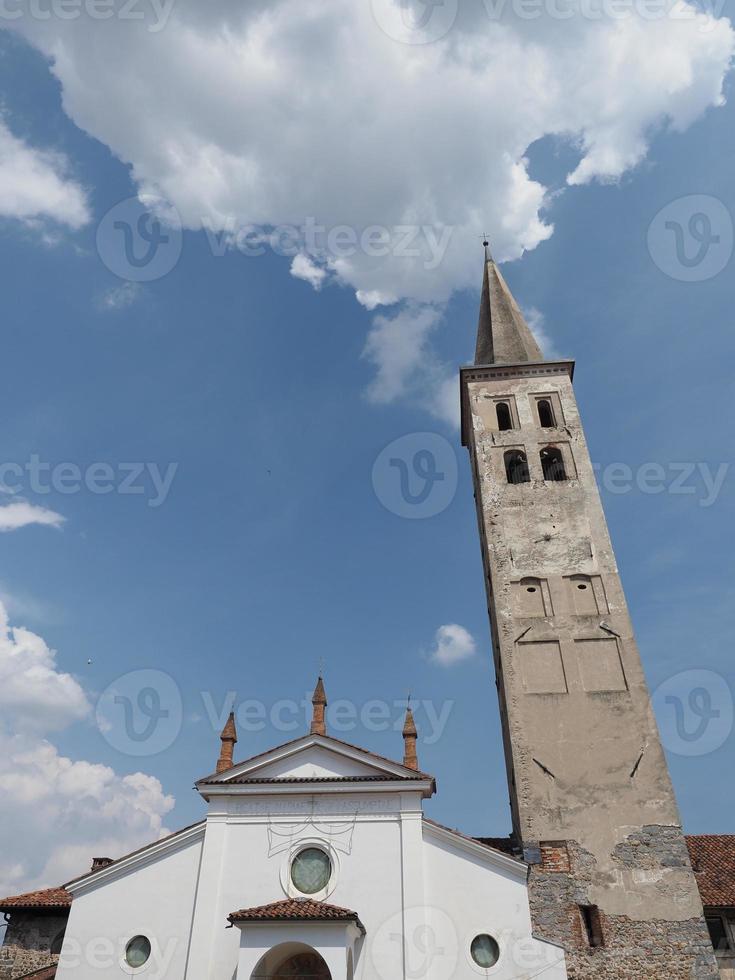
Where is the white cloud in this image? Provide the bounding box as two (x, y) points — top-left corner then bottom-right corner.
(290, 252), (328, 289)
(0, 602), (89, 733)
(0, 600), (174, 895)
(7, 0), (730, 300)
(0, 735), (174, 894)
(0, 501), (65, 532)
(0, 120), (90, 230)
(6, 0), (732, 414)
(429, 623), (477, 667)
(97, 281), (141, 311)
(362, 305), (459, 425)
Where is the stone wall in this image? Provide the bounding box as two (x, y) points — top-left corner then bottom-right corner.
(528, 835), (718, 979)
(0, 912), (67, 980)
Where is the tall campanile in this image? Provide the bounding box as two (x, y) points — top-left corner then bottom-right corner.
(460, 251), (717, 978)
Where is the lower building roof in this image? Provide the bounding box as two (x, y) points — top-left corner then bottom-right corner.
(686, 835), (735, 909)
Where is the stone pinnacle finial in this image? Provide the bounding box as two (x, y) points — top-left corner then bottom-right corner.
(216, 711), (238, 774)
(474, 252), (544, 366)
(403, 703), (419, 771)
(311, 675), (327, 736)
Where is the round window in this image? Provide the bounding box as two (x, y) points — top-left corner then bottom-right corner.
(125, 936), (151, 968)
(470, 934), (500, 969)
(290, 847), (332, 894)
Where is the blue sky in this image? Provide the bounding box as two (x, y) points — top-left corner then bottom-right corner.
(0, 3), (734, 892)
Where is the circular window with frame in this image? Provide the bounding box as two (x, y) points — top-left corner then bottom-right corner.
(290, 846), (332, 895)
(470, 933), (500, 970)
(125, 935), (151, 969)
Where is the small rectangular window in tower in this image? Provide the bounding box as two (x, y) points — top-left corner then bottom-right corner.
(540, 446), (567, 481)
(706, 915), (732, 951)
(580, 905), (604, 948)
(481, 394), (519, 431)
(532, 392), (565, 428)
(504, 450), (530, 485)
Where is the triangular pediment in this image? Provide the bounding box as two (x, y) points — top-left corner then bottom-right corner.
(196, 733), (433, 788)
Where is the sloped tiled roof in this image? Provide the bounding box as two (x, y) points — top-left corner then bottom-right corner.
(17, 968), (57, 979)
(423, 818), (522, 861)
(228, 898), (365, 933)
(0, 886), (72, 912)
(200, 732), (435, 785)
(686, 835), (735, 908)
(200, 774), (424, 785)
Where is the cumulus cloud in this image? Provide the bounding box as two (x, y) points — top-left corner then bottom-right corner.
(6, 0), (732, 412)
(0, 600), (174, 894)
(0, 501), (65, 532)
(290, 252), (328, 289)
(0, 735), (174, 893)
(0, 120), (90, 230)
(0, 602), (89, 732)
(429, 623), (478, 667)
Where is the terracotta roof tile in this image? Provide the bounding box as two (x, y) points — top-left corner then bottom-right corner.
(228, 898), (364, 933)
(0, 886), (72, 912)
(686, 835), (735, 908)
(199, 732), (435, 784)
(200, 775), (423, 785)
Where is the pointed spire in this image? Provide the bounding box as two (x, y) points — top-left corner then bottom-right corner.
(402, 702), (419, 771)
(216, 711), (237, 774)
(474, 249), (544, 366)
(310, 675), (327, 736)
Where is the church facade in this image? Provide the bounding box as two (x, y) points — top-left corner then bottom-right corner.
(1, 256), (732, 979)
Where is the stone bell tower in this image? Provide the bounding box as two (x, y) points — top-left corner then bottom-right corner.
(460, 249), (717, 978)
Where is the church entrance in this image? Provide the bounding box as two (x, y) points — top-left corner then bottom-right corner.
(252, 950), (332, 979)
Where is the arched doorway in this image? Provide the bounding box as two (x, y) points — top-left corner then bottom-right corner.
(251, 945), (332, 980)
(273, 953), (331, 978)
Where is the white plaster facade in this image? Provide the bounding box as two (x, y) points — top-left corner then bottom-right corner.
(55, 733), (566, 980)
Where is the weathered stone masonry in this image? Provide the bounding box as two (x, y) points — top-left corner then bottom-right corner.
(0, 911), (66, 980)
(461, 253), (718, 978)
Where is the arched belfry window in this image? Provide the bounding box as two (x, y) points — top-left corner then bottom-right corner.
(505, 450), (530, 485)
(541, 447), (566, 482)
(537, 399), (555, 428)
(496, 402), (513, 431)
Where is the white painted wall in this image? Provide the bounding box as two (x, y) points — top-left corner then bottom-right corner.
(55, 828), (204, 980)
(423, 826), (566, 979)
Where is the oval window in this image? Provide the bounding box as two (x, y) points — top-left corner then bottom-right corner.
(291, 847), (332, 894)
(125, 936), (151, 968)
(471, 934), (500, 968)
